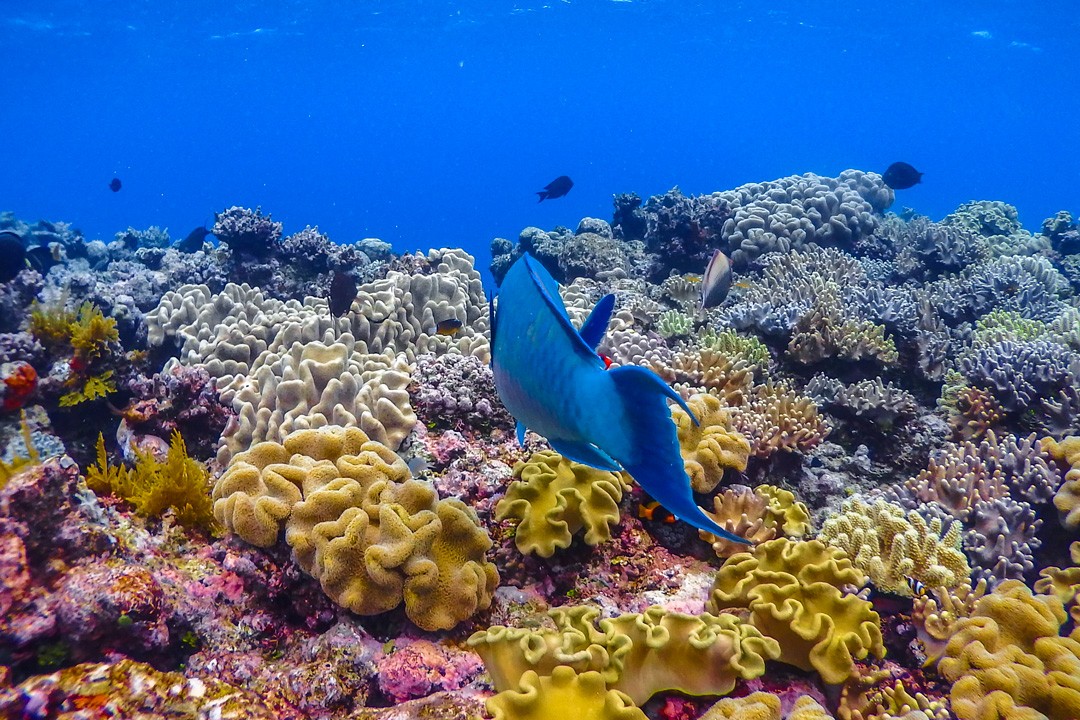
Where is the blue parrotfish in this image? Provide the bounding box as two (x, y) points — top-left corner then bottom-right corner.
(489, 252), (749, 545)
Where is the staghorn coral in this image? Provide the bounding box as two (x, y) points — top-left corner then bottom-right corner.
(818, 497), (970, 596)
(494, 450), (628, 557)
(1043, 435), (1080, 529)
(936, 579), (1080, 720)
(468, 604), (779, 706)
(698, 329), (772, 370)
(214, 426), (497, 630)
(888, 431), (1061, 584)
(656, 309), (694, 339)
(707, 538), (884, 684)
(700, 484), (810, 558)
(671, 394), (751, 493)
(728, 382), (831, 459)
(86, 431), (218, 534)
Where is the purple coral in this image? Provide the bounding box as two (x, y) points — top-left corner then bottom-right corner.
(212, 206), (283, 257)
(409, 353), (514, 435)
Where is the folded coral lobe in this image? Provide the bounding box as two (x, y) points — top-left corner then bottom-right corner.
(491, 253), (748, 545)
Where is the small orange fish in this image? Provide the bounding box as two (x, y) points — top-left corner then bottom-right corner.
(733, 280), (752, 290)
(637, 500), (677, 524)
(433, 318), (463, 336)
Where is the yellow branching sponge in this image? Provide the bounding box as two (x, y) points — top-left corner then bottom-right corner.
(487, 667), (646, 720)
(707, 538), (884, 685)
(819, 497), (970, 596)
(672, 394), (751, 493)
(701, 484), (811, 558)
(214, 426), (498, 631)
(937, 579), (1080, 720)
(468, 604), (778, 707)
(1044, 435), (1080, 530)
(87, 431), (219, 534)
(495, 450), (628, 557)
(701, 692), (832, 720)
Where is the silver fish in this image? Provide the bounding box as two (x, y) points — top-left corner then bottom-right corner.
(699, 249), (732, 312)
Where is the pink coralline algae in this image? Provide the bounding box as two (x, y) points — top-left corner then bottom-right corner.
(376, 636), (485, 703)
(409, 352), (515, 436)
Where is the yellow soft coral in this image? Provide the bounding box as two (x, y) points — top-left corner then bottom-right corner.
(215, 426), (498, 630)
(0, 411), (40, 489)
(468, 605), (778, 707)
(86, 431), (219, 534)
(937, 580), (1080, 720)
(701, 693), (832, 720)
(707, 538), (884, 684)
(819, 497), (970, 596)
(701, 484), (810, 558)
(495, 450), (627, 557)
(1044, 435), (1080, 529)
(672, 394), (751, 493)
(487, 667), (646, 720)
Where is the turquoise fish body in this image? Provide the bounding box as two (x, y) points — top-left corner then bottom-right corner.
(490, 253), (748, 544)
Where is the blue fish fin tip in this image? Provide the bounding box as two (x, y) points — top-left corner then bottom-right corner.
(579, 293), (616, 350)
(516, 422), (527, 446)
(547, 437), (622, 472)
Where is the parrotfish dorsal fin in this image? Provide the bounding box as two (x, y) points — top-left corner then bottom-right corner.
(579, 293), (616, 351)
(522, 254), (605, 368)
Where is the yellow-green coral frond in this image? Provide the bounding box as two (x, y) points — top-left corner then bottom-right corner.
(59, 371), (116, 407)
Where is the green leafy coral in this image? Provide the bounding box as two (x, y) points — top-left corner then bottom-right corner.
(87, 431), (220, 534)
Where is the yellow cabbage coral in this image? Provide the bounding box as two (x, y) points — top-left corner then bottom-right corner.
(495, 450), (628, 557)
(701, 693), (832, 720)
(707, 538), (884, 685)
(937, 580), (1080, 720)
(468, 605), (778, 707)
(819, 497), (970, 596)
(1044, 435), (1080, 529)
(672, 394), (751, 493)
(487, 667), (646, 720)
(214, 426), (498, 630)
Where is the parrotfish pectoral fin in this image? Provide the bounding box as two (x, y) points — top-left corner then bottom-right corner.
(606, 365), (748, 544)
(548, 437), (622, 472)
(579, 293), (616, 351)
(516, 422), (527, 446)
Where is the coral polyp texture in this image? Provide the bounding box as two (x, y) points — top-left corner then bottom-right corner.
(2, 166), (1080, 717)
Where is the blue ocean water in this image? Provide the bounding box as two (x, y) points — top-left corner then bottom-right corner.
(1, 1), (1077, 269)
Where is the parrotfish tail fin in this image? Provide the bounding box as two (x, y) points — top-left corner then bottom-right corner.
(606, 365), (746, 543)
(579, 293), (616, 351)
(537, 191), (547, 202)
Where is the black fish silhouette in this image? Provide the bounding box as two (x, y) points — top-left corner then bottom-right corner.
(109, 177), (122, 192)
(882, 162), (923, 190)
(0, 231), (26, 283)
(537, 175), (573, 202)
(329, 270), (357, 318)
(176, 227), (212, 253)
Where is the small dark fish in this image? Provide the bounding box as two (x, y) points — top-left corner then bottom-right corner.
(537, 175), (573, 202)
(0, 230), (26, 283)
(433, 318), (463, 336)
(882, 162), (923, 190)
(25, 245), (58, 275)
(109, 177), (122, 192)
(699, 249), (732, 312)
(176, 226), (212, 253)
(328, 270), (357, 318)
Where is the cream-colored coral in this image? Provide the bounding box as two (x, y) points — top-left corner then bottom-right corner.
(728, 382), (830, 458)
(672, 394), (751, 493)
(217, 338), (416, 463)
(1045, 435), (1080, 529)
(819, 497), (970, 596)
(701, 485), (810, 558)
